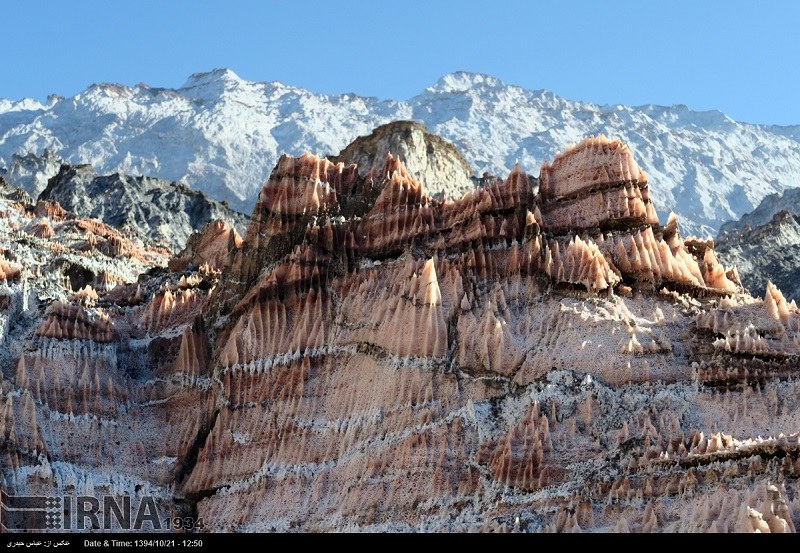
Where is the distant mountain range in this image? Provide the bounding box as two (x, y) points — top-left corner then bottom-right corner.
(2, 68), (800, 237)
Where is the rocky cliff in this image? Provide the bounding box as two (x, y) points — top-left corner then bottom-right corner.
(0, 149), (63, 199)
(39, 164), (248, 252)
(717, 189), (800, 302)
(1, 135), (799, 533)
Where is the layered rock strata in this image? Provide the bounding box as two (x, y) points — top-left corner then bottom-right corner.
(185, 135), (798, 531)
(1, 134), (799, 533)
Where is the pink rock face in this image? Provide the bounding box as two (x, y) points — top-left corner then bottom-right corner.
(540, 182), (657, 232)
(542, 235), (621, 291)
(0, 258), (21, 282)
(138, 288), (207, 334)
(34, 200), (68, 221)
(28, 220), (55, 239)
(540, 134), (647, 201)
(244, 152), (361, 243)
(169, 219), (242, 273)
(178, 138), (799, 531)
(36, 301), (115, 342)
(3, 132), (800, 533)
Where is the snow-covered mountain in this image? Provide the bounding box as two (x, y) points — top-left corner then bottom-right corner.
(2, 68), (800, 237)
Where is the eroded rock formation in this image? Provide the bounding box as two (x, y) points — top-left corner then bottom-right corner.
(168, 219), (243, 273)
(1, 132), (799, 533)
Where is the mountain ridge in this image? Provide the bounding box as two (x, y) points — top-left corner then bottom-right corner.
(39, 162), (249, 252)
(716, 187), (800, 301)
(2, 69), (799, 237)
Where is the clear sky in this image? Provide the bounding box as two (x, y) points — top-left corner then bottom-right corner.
(4, 0), (798, 125)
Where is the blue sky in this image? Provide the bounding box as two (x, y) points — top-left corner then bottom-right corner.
(5, 1), (798, 125)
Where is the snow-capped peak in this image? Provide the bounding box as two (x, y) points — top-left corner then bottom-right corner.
(0, 97), (47, 113)
(179, 68), (250, 100)
(426, 71), (507, 94)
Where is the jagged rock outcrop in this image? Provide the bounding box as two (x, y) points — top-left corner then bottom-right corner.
(0, 149), (63, 199)
(0, 175), (35, 205)
(717, 190), (800, 301)
(330, 120), (475, 201)
(39, 164), (248, 252)
(168, 219), (243, 273)
(1, 132), (799, 533)
(719, 188), (800, 233)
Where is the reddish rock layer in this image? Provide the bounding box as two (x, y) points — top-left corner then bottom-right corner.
(36, 301), (115, 342)
(169, 219), (243, 273)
